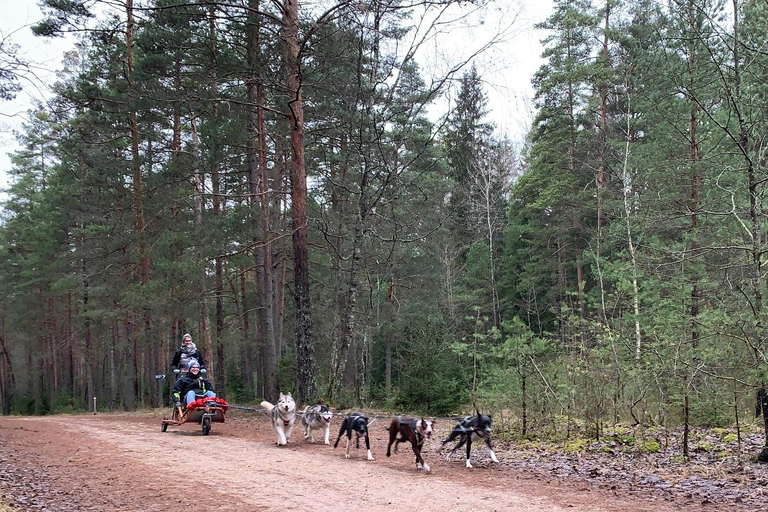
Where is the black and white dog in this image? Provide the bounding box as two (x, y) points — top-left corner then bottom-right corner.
(260, 392), (296, 446)
(386, 416), (435, 472)
(333, 411), (374, 460)
(301, 403), (333, 444)
(441, 411), (499, 468)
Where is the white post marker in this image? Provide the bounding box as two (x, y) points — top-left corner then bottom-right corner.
(93, 396), (97, 415)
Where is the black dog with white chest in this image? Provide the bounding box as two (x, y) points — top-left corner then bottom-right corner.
(333, 411), (374, 460)
(441, 411), (499, 468)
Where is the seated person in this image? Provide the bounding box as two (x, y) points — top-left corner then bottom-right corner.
(170, 333), (206, 375)
(171, 360), (215, 408)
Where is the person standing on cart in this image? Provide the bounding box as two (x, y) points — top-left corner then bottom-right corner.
(170, 333), (206, 376)
(172, 361), (216, 408)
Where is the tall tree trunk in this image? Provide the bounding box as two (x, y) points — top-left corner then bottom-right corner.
(239, 268), (255, 396)
(730, 0), (766, 446)
(258, 79), (277, 399)
(283, 0), (316, 404)
(687, 0), (701, 349)
(120, 247), (137, 410)
(328, 189), (366, 400)
(207, 2), (227, 398)
(0, 303), (16, 415)
(272, 122), (290, 360)
(385, 273), (394, 397)
(110, 318), (119, 410)
(247, 0), (277, 400)
(621, 90), (642, 360)
(596, 5), (610, 326)
(567, 73), (586, 329)
(44, 293), (55, 410)
(126, 0), (156, 407)
(191, 119), (214, 384)
(66, 292), (78, 402)
(80, 243), (94, 412)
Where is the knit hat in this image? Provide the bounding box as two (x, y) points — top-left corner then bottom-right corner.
(188, 360), (200, 370)
(182, 333), (193, 342)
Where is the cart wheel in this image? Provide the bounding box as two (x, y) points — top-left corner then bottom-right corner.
(161, 422), (168, 432)
(202, 416), (211, 436)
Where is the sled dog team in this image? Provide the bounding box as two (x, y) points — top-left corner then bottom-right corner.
(259, 392), (499, 473)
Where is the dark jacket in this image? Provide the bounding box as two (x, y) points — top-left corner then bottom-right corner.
(170, 346), (206, 373)
(172, 374), (215, 398)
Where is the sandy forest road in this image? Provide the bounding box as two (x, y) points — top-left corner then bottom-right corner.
(0, 412), (731, 512)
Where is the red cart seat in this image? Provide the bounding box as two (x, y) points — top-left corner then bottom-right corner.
(186, 397), (229, 412)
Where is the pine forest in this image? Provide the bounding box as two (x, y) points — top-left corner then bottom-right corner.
(1, 0), (768, 456)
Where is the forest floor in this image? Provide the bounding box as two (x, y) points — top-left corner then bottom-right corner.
(0, 409), (765, 512)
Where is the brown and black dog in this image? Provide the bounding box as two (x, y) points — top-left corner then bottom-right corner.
(386, 416), (435, 472)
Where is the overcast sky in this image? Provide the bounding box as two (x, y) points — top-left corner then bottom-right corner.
(0, 0), (553, 194)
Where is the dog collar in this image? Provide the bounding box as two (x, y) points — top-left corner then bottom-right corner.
(283, 419), (291, 426)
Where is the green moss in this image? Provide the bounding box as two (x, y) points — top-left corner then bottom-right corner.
(563, 438), (589, 452)
(518, 439), (541, 450)
(605, 430), (635, 445)
(639, 440), (661, 453)
(721, 433), (738, 443)
(609, 425), (631, 435)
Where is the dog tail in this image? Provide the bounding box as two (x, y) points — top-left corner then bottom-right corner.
(260, 401), (274, 412)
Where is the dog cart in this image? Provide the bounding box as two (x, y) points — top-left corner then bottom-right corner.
(161, 396), (229, 435)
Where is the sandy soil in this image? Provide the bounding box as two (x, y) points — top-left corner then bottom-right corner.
(0, 410), (742, 512)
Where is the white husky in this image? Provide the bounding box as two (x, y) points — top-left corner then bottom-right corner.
(260, 392), (296, 446)
(301, 404), (333, 444)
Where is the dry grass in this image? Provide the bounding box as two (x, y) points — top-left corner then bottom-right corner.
(0, 497), (21, 512)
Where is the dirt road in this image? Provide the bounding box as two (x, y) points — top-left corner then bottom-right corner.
(0, 411), (735, 511)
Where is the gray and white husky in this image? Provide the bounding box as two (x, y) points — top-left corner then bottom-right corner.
(260, 392), (296, 446)
(301, 404), (333, 444)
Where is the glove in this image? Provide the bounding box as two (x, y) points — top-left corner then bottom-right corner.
(173, 368), (180, 374)
(200, 368), (207, 374)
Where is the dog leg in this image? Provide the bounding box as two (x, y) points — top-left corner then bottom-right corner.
(364, 433), (374, 461)
(446, 435), (468, 462)
(386, 427), (397, 457)
(465, 436), (473, 468)
(345, 437), (351, 459)
(409, 433), (429, 473)
(323, 424), (330, 445)
(415, 451), (430, 472)
(277, 425), (287, 446)
(485, 437), (499, 463)
(285, 422), (294, 443)
(333, 420), (348, 449)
